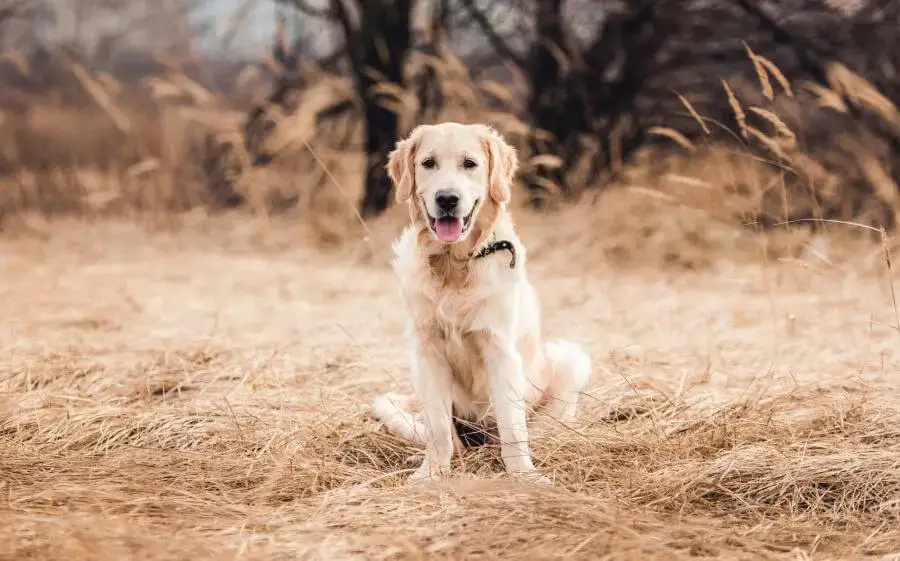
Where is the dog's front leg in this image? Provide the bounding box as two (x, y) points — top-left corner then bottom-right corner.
(407, 340), (454, 485)
(481, 335), (550, 485)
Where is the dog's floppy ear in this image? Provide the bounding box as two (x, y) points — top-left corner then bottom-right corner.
(480, 126), (519, 205)
(387, 126), (426, 204)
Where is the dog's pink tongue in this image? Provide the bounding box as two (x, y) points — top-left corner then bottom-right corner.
(435, 217), (463, 242)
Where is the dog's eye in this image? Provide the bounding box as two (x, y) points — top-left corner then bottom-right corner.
(421, 158), (436, 169)
(462, 158), (477, 170)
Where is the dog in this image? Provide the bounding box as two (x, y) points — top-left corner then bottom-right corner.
(371, 122), (592, 485)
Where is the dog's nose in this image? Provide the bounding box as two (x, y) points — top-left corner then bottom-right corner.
(435, 191), (460, 212)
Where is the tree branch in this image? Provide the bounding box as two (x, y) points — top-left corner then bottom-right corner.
(329, 0), (362, 86)
(456, 0), (526, 69)
(290, 0), (335, 18)
(329, 0), (356, 34)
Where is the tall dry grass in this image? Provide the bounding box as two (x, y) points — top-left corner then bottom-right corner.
(1, 31), (900, 561)
(1, 43), (897, 263)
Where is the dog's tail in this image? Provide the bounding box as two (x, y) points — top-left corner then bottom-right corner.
(543, 339), (592, 425)
(545, 339), (592, 388)
(371, 392), (428, 446)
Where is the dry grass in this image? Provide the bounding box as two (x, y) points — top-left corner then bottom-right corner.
(5, 44), (898, 244)
(0, 213), (898, 559)
(1, 34), (900, 560)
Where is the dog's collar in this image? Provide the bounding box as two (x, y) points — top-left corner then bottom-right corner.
(472, 233), (517, 269)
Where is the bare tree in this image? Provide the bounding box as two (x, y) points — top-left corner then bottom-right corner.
(244, 0), (417, 217)
(454, 0), (899, 229)
(412, 0), (450, 124)
(459, 0), (676, 203)
(339, 0), (413, 216)
(237, 0), (900, 228)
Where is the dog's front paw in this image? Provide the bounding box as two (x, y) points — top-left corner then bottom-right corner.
(405, 469), (435, 487)
(405, 463), (447, 487)
(510, 469), (552, 486)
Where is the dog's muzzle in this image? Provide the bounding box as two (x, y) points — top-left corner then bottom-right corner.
(428, 190), (477, 243)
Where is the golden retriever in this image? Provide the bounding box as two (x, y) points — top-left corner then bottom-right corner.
(372, 122), (591, 485)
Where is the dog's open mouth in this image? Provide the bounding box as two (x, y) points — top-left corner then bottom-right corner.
(428, 203), (477, 243)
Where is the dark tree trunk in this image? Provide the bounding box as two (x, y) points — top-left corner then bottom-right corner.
(359, 97), (403, 217)
(522, 2), (673, 202)
(524, 0), (572, 207)
(355, 0), (413, 218)
(415, 0), (449, 124)
(579, 5), (665, 184)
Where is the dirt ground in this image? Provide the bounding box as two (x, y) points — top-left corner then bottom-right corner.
(1, 211), (898, 560)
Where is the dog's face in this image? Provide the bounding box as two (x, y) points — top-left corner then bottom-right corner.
(387, 122), (518, 244)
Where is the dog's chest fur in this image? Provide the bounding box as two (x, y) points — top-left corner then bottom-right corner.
(422, 270), (513, 405)
(393, 224), (525, 411)
(436, 325), (491, 405)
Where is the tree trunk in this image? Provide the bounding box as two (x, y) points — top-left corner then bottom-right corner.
(356, 0), (413, 218)
(579, 5), (664, 185)
(359, 104), (400, 217)
(524, 0), (571, 207)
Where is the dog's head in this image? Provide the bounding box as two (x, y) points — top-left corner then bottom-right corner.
(387, 122), (518, 244)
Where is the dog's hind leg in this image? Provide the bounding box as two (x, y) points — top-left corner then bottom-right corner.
(372, 392), (428, 446)
(540, 340), (592, 424)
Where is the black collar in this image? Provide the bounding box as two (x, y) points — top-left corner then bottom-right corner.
(472, 235), (517, 269)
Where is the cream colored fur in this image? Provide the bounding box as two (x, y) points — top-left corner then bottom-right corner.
(371, 122), (592, 485)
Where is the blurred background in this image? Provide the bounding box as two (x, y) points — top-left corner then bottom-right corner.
(1, 0), (898, 250)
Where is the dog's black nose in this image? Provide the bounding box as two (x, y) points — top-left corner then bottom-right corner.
(435, 191), (459, 212)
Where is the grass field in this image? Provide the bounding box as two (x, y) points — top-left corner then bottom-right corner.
(1, 202), (898, 559)
(1, 28), (899, 558)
